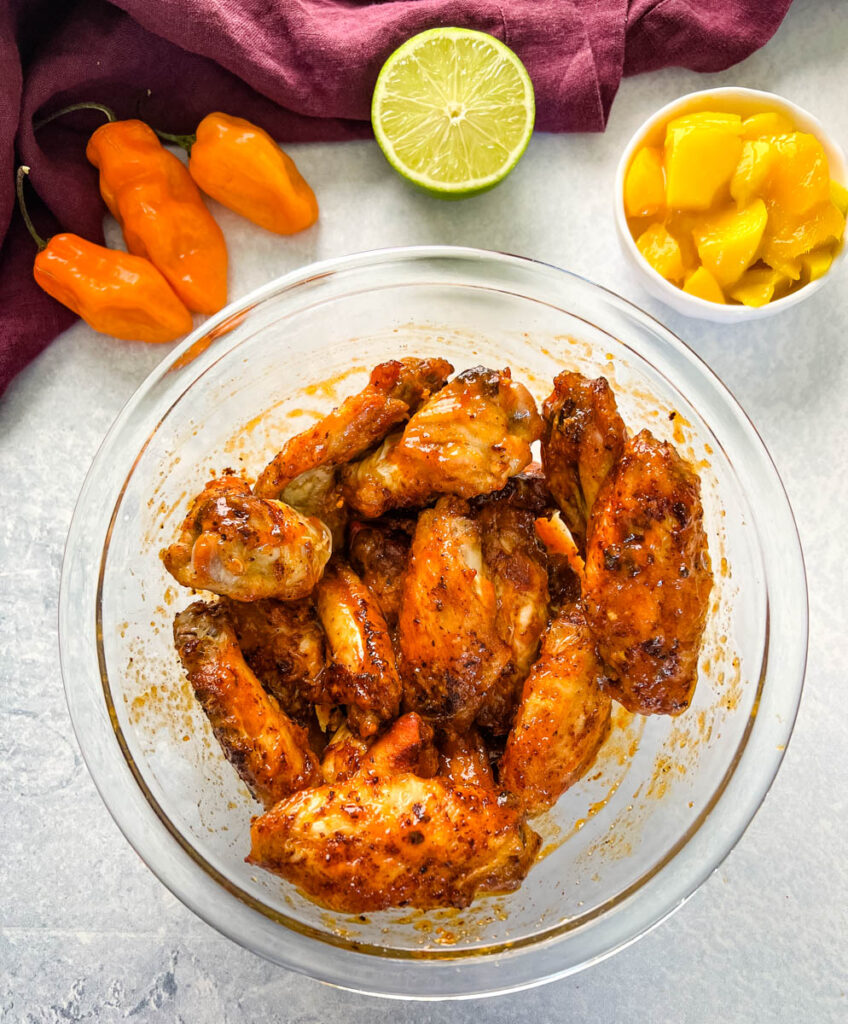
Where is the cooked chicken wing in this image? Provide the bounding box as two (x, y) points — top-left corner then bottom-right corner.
(541, 371), (626, 549)
(501, 611), (611, 817)
(584, 429), (713, 715)
(248, 713), (540, 912)
(254, 357), (453, 499)
(473, 497), (549, 734)
(173, 601), (320, 807)
(398, 497), (511, 730)
(279, 464), (348, 550)
(315, 559), (402, 737)
(225, 598), (327, 720)
(341, 367), (543, 518)
(439, 728), (495, 788)
(162, 475), (332, 602)
(347, 516), (415, 628)
(320, 720), (372, 784)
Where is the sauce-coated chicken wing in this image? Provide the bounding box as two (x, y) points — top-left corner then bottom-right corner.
(341, 367), (543, 518)
(541, 371), (626, 549)
(173, 601), (320, 807)
(162, 476), (332, 602)
(473, 497), (549, 734)
(226, 598), (328, 719)
(347, 516), (415, 628)
(398, 497), (511, 730)
(500, 611), (611, 817)
(254, 358), (453, 499)
(315, 559), (402, 737)
(248, 713), (540, 912)
(584, 430), (713, 715)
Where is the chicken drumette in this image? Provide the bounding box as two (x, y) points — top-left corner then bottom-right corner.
(173, 601), (320, 807)
(248, 713), (540, 912)
(162, 476), (331, 602)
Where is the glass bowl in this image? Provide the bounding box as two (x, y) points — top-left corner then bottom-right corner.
(59, 246), (806, 999)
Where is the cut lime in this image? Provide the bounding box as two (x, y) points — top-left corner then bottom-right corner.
(371, 27), (535, 198)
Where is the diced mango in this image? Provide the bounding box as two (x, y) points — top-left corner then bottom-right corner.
(741, 112), (794, 139)
(625, 147), (666, 217)
(761, 199), (845, 265)
(683, 266), (725, 304)
(692, 199), (768, 287)
(665, 211), (701, 274)
(766, 133), (830, 214)
(799, 245), (834, 282)
(667, 112), (743, 132)
(665, 120), (744, 211)
(729, 267), (793, 307)
(730, 140), (776, 207)
(830, 180), (848, 215)
(762, 254), (802, 280)
(636, 223), (686, 282)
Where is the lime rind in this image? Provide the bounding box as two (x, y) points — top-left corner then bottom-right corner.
(371, 27), (536, 198)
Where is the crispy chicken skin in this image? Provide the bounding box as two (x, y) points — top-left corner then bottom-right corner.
(173, 601), (320, 807)
(398, 497), (511, 730)
(162, 475), (332, 602)
(320, 721), (373, 784)
(541, 372), (627, 549)
(473, 498), (550, 734)
(225, 598), (327, 718)
(315, 559), (402, 737)
(254, 357), (453, 499)
(341, 367), (543, 518)
(347, 517), (415, 628)
(501, 611), (612, 817)
(584, 430), (713, 715)
(248, 713), (540, 912)
(280, 465), (348, 550)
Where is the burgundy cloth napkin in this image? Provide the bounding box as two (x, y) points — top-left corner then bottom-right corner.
(0, 0), (792, 397)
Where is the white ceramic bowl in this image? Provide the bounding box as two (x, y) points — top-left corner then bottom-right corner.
(614, 87), (847, 322)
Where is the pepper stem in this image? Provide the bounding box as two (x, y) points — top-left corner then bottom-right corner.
(153, 128), (196, 154)
(16, 167), (47, 251)
(33, 101), (116, 131)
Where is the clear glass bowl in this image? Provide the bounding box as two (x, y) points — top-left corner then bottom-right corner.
(59, 246), (806, 999)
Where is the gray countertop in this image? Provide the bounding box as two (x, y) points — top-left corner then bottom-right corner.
(2, 0), (847, 1018)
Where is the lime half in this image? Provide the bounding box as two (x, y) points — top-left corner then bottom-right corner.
(371, 27), (535, 198)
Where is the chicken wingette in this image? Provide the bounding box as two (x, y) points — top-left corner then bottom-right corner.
(173, 601), (320, 807)
(248, 713), (540, 912)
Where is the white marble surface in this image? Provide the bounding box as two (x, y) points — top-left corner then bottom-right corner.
(2, 0), (847, 1018)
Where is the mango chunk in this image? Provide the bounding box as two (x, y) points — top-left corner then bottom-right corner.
(766, 133), (830, 214)
(692, 199), (768, 287)
(665, 118), (744, 211)
(636, 223), (686, 282)
(742, 112), (794, 139)
(625, 147), (666, 217)
(730, 140), (777, 207)
(762, 254), (802, 280)
(761, 199), (845, 265)
(830, 180), (848, 215)
(729, 267), (791, 307)
(667, 112), (743, 132)
(683, 266), (725, 304)
(799, 245), (834, 282)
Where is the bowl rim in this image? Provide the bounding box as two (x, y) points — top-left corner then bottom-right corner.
(613, 86), (848, 321)
(59, 244), (808, 998)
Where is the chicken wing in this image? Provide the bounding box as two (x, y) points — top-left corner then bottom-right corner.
(341, 367), (543, 518)
(398, 497), (511, 730)
(320, 720), (372, 784)
(473, 498), (549, 734)
(254, 357), (453, 499)
(347, 516), (415, 628)
(501, 611), (611, 817)
(584, 429), (713, 715)
(541, 371), (626, 549)
(248, 713), (540, 912)
(315, 559), (402, 737)
(173, 601), (320, 807)
(162, 475), (332, 602)
(279, 464), (348, 550)
(225, 598), (327, 719)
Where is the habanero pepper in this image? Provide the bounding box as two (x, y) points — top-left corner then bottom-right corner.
(86, 118), (228, 314)
(17, 166), (193, 344)
(159, 113), (319, 236)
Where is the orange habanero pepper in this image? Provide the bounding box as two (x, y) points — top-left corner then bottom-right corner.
(17, 166), (193, 344)
(162, 113), (318, 236)
(86, 119), (228, 314)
